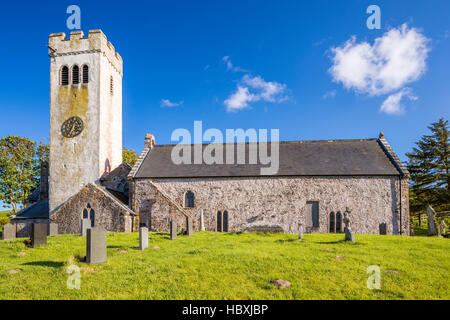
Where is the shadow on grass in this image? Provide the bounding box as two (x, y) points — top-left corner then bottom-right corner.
(311, 240), (366, 246)
(22, 261), (65, 268)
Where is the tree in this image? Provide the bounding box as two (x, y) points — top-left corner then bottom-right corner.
(0, 136), (48, 213)
(406, 118), (450, 214)
(122, 147), (139, 167)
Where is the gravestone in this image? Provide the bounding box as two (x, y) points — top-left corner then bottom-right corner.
(1, 224), (16, 240)
(170, 220), (177, 240)
(139, 227), (148, 250)
(200, 209), (205, 231)
(31, 223), (47, 247)
(379, 222), (387, 235)
(427, 206), (440, 236)
(86, 228), (107, 265)
(343, 209), (355, 243)
(440, 220), (447, 236)
(186, 217), (193, 236)
(298, 223), (303, 240)
(48, 223), (58, 236)
(81, 219), (91, 236)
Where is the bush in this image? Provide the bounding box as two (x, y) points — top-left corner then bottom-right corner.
(0, 215), (10, 226)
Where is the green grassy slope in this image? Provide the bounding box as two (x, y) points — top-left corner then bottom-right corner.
(0, 232), (448, 300)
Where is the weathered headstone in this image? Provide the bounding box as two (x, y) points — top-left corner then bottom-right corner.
(48, 223), (58, 236)
(170, 220), (177, 240)
(440, 220), (447, 236)
(31, 223), (47, 247)
(200, 209), (205, 231)
(1, 224), (16, 240)
(81, 219), (91, 236)
(343, 209), (355, 243)
(186, 217), (193, 236)
(427, 206), (440, 236)
(298, 223), (303, 240)
(379, 222), (387, 235)
(139, 227), (148, 250)
(86, 228), (107, 265)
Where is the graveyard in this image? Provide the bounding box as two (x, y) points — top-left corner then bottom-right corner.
(0, 231), (448, 300)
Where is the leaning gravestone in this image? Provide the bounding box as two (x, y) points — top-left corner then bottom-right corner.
(48, 223), (58, 236)
(139, 227), (148, 250)
(440, 220), (447, 236)
(343, 209), (355, 243)
(1, 224), (16, 240)
(186, 217), (193, 236)
(86, 228), (107, 265)
(81, 219), (91, 236)
(170, 220), (177, 240)
(427, 206), (440, 236)
(31, 223), (47, 247)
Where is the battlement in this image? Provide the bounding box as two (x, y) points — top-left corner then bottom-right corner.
(48, 30), (122, 76)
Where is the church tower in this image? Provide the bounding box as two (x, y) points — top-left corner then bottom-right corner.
(48, 30), (123, 214)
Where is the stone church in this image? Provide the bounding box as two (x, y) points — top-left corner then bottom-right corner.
(10, 30), (410, 236)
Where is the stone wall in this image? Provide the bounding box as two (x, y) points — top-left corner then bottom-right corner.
(132, 175), (409, 235)
(129, 181), (190, 233)
(51, 183), (134, 234)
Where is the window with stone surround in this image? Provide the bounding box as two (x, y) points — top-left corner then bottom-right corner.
(72, 65), (80, 84)
(61, 66), (69, 86)
(216, 211), (222, 232)
(329, 212), (335, 233)
(306, 201), (319, 229)
(184, 191), (195, 208)
(82, 65), (89, 84)
(336, 212), (342, 233)
(223, 211), (229, 232)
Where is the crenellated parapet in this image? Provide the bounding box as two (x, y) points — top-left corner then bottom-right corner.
(48, 30), (123, 76)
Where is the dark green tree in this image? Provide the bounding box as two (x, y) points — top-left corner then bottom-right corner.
(406, 118), (450, 214)
(0, 136), (48, 212)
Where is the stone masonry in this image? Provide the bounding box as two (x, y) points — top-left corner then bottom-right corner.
(132, 175), (409, 235)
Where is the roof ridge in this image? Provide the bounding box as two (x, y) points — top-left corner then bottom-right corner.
(153, 138), (379, 147)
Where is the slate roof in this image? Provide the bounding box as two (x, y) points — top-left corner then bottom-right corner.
(10, 200), (49, 220)
(132, 138), (406, 179)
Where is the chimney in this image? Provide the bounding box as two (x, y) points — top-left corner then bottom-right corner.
(144, 134), (156, 149)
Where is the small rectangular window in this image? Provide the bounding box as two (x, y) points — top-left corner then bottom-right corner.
(306, 201), (319, 228)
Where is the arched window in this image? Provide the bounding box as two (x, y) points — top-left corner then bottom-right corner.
(110, 76), (114, 96)
(329, 212), (335, 233)
(184, 191), (195, 208)
(223, 211), (229, 232)
(90, 209), (95, 227)
(82, 208), (89, 219)
(61, 66), (69, 85)
(82, 65), (89, 84)
(216, 211), (222, 232)
(72, 65), (80, 84)
(336, 212), (342, 233)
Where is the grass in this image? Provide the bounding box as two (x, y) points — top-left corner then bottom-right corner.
(0, 231), (449, 300)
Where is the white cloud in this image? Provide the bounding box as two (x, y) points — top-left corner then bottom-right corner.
(224, 75), (287, 112)
(380, 88), (417, 115)
(323, 90), (337, 99)
(222, 56), (248, 73)
(329, 24), (430, 96)
(161, 99), (184, 107)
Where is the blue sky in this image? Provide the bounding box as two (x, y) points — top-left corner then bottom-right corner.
(0, 0), (449, 163)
